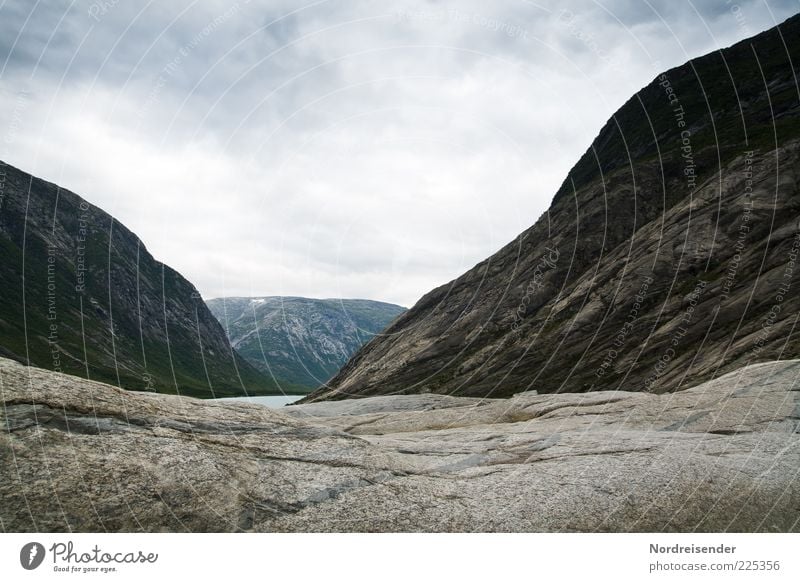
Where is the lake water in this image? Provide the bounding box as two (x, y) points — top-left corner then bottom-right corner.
(219, 395), (304, 408)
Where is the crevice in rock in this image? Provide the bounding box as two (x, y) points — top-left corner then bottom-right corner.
(660, 410), (711, 431)
(707, 428), (753, 435)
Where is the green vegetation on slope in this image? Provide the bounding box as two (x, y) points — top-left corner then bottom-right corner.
(0, 160), (289, 398)
(207, 297), (406, 389)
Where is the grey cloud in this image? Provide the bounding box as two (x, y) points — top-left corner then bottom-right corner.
(0, 0), (797, 306)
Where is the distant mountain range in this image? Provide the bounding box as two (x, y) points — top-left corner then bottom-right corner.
(206, 297), (406, 390)
(0, 160), (287, 397)
(303, 14), (800, 402)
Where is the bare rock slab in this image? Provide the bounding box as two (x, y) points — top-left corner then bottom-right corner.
(1, 357), (798, 532)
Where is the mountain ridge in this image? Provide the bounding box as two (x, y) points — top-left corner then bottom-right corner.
(207, 296), (405, 389)
(302, 13), (800, 403)
(0, 159), (287, 397)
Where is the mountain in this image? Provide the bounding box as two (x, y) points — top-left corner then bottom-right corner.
(206, 297), (406, 389)
(303, 14), (800, 402)
(0, 160), (285, 397)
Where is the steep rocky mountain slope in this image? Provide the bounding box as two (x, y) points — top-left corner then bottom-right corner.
(0, 160), (283, 397)
(304, 14), (800, 402)
(207, 297), (405, 389)
(2, 356), (798, 531)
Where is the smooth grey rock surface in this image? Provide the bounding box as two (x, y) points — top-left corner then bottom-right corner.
(1, 357), (799, 532)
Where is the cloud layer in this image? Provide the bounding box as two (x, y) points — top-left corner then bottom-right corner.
(1, 0), (797, 306)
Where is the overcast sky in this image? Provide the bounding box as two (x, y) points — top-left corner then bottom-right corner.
(1, 0), (798, 307)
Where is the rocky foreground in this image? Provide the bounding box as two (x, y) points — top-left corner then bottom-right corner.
(1, 356), (799, 532)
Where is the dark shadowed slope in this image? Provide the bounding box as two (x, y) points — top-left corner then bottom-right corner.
(303, 14), (800, 402)
(0, 160), (287, 397)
